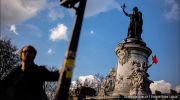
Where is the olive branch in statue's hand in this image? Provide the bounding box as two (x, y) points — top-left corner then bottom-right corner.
(121, 3), (126, 10)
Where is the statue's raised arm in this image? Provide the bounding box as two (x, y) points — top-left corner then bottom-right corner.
(147, 55), (155, 68)
(121, 4), (130, 17)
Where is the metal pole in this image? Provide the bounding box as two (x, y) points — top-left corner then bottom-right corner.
(54, 0), (87, 100)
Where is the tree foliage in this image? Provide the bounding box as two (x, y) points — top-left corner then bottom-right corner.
(0, 37), (21, 80)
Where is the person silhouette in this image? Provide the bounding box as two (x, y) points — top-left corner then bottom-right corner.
(0, 45), (61, 100)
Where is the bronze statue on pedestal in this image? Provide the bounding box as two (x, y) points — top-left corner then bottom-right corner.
(121, 4), (143, 39)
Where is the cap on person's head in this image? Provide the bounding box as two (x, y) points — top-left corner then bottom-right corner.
(20, 45), (37, 61)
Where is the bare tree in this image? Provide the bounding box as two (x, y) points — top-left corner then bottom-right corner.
(0, 37), (21, 80)
(43, 65), (58, 100)
(70, 73), (104, 96)
(84, 78), (89, 87)
(0, 37), (21, 100)
(88, 79), (96, 88)
(77, 78), (82, 88)
(93, 73), (104, 95)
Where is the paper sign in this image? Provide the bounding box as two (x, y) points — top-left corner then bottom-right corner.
(64, 59), (74, 78)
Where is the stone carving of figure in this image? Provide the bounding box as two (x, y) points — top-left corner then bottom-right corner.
(98, 68), (116, 97)
(98, 81), (107, 97)
(137, 61), (148, 89)
(121, 6), (143, 39)
(105, 68), (116, 91)
(127, 59), (154, 91)
(118, 74), (124, 84)
(127, 62), (140, 90)
(117, 74), (124, 89)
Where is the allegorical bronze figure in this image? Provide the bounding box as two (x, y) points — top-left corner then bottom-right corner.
(121, 4), (143, 39)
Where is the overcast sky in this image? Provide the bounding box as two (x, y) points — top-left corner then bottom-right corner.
(1, 0), (179, 93)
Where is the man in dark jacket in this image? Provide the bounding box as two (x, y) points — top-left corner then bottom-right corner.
(0, 45), (61, 100)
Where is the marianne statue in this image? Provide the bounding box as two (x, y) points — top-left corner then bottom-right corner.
(121, 4), (143, 39)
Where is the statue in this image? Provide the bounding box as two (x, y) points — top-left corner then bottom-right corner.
(98, 81), (108, 97)
(127, 58), (154, 91)
(105, 68), (116, 91)
(121, 4), (143, 39)
(98, 68), (116, 97)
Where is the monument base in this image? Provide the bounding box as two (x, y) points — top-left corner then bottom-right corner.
(86, 37), (155, 100)
(85, 95), (125, 100)
(129, 89), (152, 96)
(85, 95), (155, 100)
(112, 38), (153, 98)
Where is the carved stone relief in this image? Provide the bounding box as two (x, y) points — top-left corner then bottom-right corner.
(98, 68), (116, 97)
(116, 43), (131, 65)
(127, 60), (154, 93)
(117, 75), (129, 89)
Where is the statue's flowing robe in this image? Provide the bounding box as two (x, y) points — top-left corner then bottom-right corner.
(127, 11), (143, 38)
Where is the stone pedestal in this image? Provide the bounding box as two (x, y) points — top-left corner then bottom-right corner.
(112, 38), (152, 97)
(86, 38), (155, 100)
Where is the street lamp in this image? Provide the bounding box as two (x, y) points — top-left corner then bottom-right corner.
(54, 0), (87, 100)
(60, 0), (79, 8)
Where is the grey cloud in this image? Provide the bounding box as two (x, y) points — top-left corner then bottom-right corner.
(1, 0), (46, 25)
(48, 8), (64, 21)
(46, 2), (64, 21)
(85, 0), (121, 17)
(24, 24), (39, 30)
(164, 0), (179, 21)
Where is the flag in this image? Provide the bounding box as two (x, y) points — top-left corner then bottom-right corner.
(152, 55), (158, 64)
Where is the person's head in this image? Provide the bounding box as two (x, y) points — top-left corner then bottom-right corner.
(110, 68), (115, 72)
(20, 45), (37, 63)
(133, 6), (138, 12)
